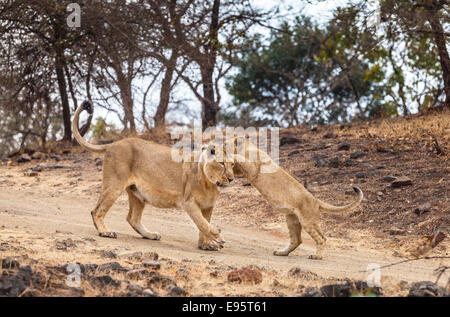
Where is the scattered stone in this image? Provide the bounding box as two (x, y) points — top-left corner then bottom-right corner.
(17, 154), (31, 163)
(355, 172), (367, 179)
(24, 171), (39, 177)
(391, 176), (413, 188)
(166, 284), (186, 297)
(288, 150), (300, 157)
(389, 227), (406, 235)
(98, 262), (127, 273)
(90, 275), (121, 288)
(1, 257), (20, 269)
(414, 203), (432, 215)
(350, 151), (366, 159)
(55, 238), (77, 250)
(320, 281), (382, 297)
(147, 274), (174, 288)
(143, 261), (161, 270)
(143, 252), (159, 261)
(323, 132), (335, 139)
(301, 287), (322, 297)
(382, 175), (397, 182)
(50, 154), (61, 161)
(31, 164), (72, 171)
(408, 281), (447, 297)
(328, 157), (340, 168)
(127, 269), (157, 280)
(344, 159), (356, 167)
(227, 266), (262, 284)
(100, 250), (118, 259)
(280, 136), (303, 146)
(31, 152), (46, 160)
(95, 158), (103, 166)
(315, 159), (328, 168)
(287, 267), (318, 280)
(123, 251), (144, 261)
(337, 142), (351, 151)
(312, 154), (327, 161)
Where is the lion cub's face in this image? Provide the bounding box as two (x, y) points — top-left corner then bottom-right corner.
(201, 144), (235, 187)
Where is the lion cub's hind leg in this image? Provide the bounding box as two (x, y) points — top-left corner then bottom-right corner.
(126, 187), (161, 241)
(274, 214), (303, 256)
(304, 221), (326, 260)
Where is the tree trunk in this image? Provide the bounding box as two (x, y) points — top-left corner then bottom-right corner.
(118, 81), (136, 135)
(55, 50), (72, 141)
(154, 50), (178, 130)
(201, 68), (218, 129)
(201, 0), (221, 130)
(426, 3), (450, 108)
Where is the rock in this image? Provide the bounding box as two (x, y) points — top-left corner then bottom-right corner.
(414, 203), (432, 215)
(288, 150), (300, 157)
(337, 142), (351, 151)
(147, 274), (174, 288)
(408, 281), (447, 297)
(355, 172), (367, 179)
(320, 281), (382, 297)
(123, 252), (144, 261)
(1, 257), (20, 269)
(391, 176), (412, 188)
(55, 238), (77, 250)
(389, 227), (406, 235)
(328, 157), (340, 168)
(382, 175), (397, 182)
(312, 154), (328, 160)
(50, 154), (61, 161)
(315, 159), (328, 168)
(95, 158), (103, 166)
(90, 275), (121, 288)
(287, 267), (318, 280)
(142, 288), (158, 297)
(31, 152), (46, 160)
(17, 154), (31, 163)
(127, 269), (157, 280)
(323, 132), (335, 139)
(100, 250), (117, 259)
(280, 136), (303, 146)
(301, 287), (322, 297)
(98, 262), (126, 273)
(350, 151), (366, 159)
(227, 266), (262, 284)
(24, 171), (39, 177)
(31, 164), (71, 171)
(344, 159), (356, 167)
(143, 261), (161, 270)
(166, 284), (186, 297)
(143, 252), (159, 261)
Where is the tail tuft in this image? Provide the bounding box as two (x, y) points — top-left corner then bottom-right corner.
(81, 100), (93, 115)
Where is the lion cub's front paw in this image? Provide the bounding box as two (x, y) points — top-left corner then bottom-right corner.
(99, 232), (118, 239)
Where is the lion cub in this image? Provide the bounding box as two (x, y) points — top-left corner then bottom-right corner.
(228, 137), (363, 259)
(72, 101), (234, 250)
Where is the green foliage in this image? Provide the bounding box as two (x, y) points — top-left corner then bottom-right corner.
(90, 118), (120, 141)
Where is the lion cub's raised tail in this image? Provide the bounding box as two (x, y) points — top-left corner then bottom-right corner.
(72, 101), (108, 153)
(317, 186), (363, 213)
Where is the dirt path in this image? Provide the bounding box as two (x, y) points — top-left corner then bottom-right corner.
(0, 188), (446, 287)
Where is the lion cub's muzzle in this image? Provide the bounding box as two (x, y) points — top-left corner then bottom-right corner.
(216, 177), (234, 188)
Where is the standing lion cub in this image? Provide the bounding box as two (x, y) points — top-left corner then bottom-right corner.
(227, 137), (363, 259)
(72, 101), (234, 250)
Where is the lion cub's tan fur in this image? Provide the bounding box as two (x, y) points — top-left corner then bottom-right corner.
(72, 102), (234, 250)
(229, 138), (363, 259)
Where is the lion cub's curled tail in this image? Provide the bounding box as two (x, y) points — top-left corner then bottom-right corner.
(72, 100), (108, 153)
(317, 186), (363, 213)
